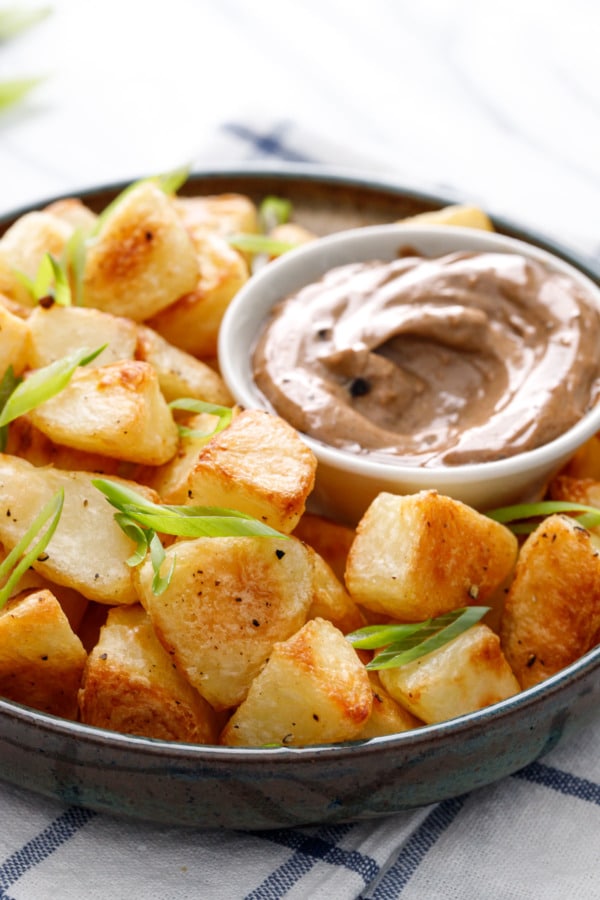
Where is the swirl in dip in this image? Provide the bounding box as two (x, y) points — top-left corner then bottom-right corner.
(252, 249), (600, 466)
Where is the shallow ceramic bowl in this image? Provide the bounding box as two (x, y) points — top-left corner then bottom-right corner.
(219, 223), (600, 523)
(0, 165), (599, 830)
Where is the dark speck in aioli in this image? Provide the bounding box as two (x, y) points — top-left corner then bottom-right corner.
(349, 377), (371, 398)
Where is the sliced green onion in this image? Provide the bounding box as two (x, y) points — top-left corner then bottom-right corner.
(93, 479), (284, 538)
(0, 344), (106, 427)
(0, 365), (21, 451)
(259, 195), (292, 232)
(0, 76), (43, 112)
(14, 252), (73, 306)
(347, 607), (490, 670)
(227, 233), (296, 257)
(486, 500), (600, 534)
(0, 489), (64, 609)
(64, 227), (87, 306)
(149, 532), (175, 595)
(169, 398), (233, 439)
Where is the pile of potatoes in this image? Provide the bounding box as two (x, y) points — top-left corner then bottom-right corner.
(0, 181), (599, 748)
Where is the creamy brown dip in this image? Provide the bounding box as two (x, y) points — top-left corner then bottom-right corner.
(252, 250), (600, 466)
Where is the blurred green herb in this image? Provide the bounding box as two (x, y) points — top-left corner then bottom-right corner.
(0, 7), (50, 113)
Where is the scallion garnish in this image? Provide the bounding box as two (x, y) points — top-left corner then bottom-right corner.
(0, 76), (42, 112)
(0, 489), (64, 609)
(227, 234), (296, 257)
(346, 606), (490, 670)
(0, 344), (106, 428)
(93, 478), (285, 595)
(14, 252), (73, 306)
(258, 195), (292, 232)
(168, 398), (233, 439)
(0, 365), (21, 451)
(485, 500), (600, 533)
(63, 227), (87, 306)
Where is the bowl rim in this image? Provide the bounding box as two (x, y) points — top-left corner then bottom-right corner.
(218, 219), (600, 486)
(1, 640), (598, 762)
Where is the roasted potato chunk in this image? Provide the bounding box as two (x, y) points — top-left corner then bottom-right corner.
(306, 547), (365, 634)
(0, 210), (73, 306)
(172, 409), (317, 534)
(174, 192), (259, 240)
(293, 512), (355, 583)
(0, 588), (87, 719)
(398, 204), (494, 231)
(43, 197), (97, 232)
(0, 303), (30, 376)
(26, 304), (138, 369)
(354, 672), (423, 739)
(379, 623), (520, 724)
(500, 514), (600, 688)
(558, 434), (600, 480)
(0, 456), (156, 604)
(83, 180), (199, 321)
(221, 617), (372, 747)
(5, 415), (122, 474)
(79, 605), (219, 743)
(29, 360), (179, 465)
(345, 491), (518, 621)
(147, 232), (249, 359)
(135, 324), (233, 405)
(134, 535), (313, 711)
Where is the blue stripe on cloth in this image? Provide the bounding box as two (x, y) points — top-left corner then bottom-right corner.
(244, 823), (379, 899)
(221, 122), (318, 163)
(0, 806), (96, 900)
(364, 796), (467, 900)
(513, 760), (600, 805)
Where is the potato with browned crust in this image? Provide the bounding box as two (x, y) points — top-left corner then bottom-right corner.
(83, 180), (199, 321)
(0, 588), (87, 719)
(159, 408), (317, 534)
(379, 623), (520, 724)
(0, 456), (157, 605)
(500, 514), (600, 689)
(79, 605), (219, 743)
(221, 617), (372, 747)
(28, 360), (179, 466)
(345, 490), (518, 621)
(134, 534), (314, 711)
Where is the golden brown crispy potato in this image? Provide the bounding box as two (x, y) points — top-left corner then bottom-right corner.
(269, 222), (316, 247)
(379, 623), (520, 724)
(345, 491), (518, 621)
(174, 192), (259, 239)
(78, 605), (219, 743)
(354, 672), (423, 739)
(43, 197), (98, 232)
(305, 546), (365, 634)
(135, 324), (233, 405)
(172, 409), (317, 534)
(0, 588), (87, 718)
(293, 512), (355, 583)
(0, 456), (157, 604)
(500, 514), (600, 688)
(26, 304), (138, 369)
(29, 360), (179, 465)
(83, 181), (199, 321)
(134, 534), (313, 710)
(558, 434), (600, 481)
(5, 415), (122, 474)
(0, 210), (73, 306)
(548, 474), (600, 508)
(0, 303), (30, 376)
(221, 617), (372, 747)
(146, 232), (249, 359)
(397, 204), (494, 230)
